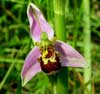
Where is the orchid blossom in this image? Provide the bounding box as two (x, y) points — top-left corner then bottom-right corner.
(21, 3), (87, 86)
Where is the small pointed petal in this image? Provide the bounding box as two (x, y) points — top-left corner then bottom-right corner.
(54, 40), (87, 68)
(27, 3), (54, 42)
(21, 46), (41, 86)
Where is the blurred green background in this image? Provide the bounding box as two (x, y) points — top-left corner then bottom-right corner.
(0, 0), (100, 94)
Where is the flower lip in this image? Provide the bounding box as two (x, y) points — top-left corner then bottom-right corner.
(38, 45), (61, 74)
(40, 57), (61, 74)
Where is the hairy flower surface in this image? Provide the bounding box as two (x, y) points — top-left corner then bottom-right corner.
(21, 3), (87, 86)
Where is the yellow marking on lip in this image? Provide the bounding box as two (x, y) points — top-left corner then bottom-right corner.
(42, 56), (57, 65)
(42, 51), (57, 65)
(42, 46), (48, 58)
(41, 45), (60, 65)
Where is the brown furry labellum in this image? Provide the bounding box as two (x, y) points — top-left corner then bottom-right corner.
(38, 45), (61, 74)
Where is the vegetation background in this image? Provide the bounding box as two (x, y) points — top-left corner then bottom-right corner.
(0, 0), (100, 94)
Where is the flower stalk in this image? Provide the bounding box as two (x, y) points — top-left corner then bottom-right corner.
(54, 0), (66, 41)
(47, 0), (54, 25)
(53, 0), (68, 94)
(83, 0), (92, 94)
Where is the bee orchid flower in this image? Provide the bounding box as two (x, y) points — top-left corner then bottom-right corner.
(21, 3), (87, 86)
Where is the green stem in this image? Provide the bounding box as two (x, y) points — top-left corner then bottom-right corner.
(83, 0), (92, 94)
(73, 0), (78, 47)
(65, 0), (69, 17)
(16, 77), (22, 94)
(53, 0), (68, 94)
(54, 0), (66, 41)
(0, 61), (15, 90)
(47, 0), (54, 25)
(0, 58), (24, 64)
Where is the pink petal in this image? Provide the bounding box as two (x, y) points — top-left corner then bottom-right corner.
(21, 46), (41, 86)
(27, 3), (54, 42)
(54, 40), (87, 68)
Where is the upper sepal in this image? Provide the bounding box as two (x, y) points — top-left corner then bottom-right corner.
(27, 3), (54, 42)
